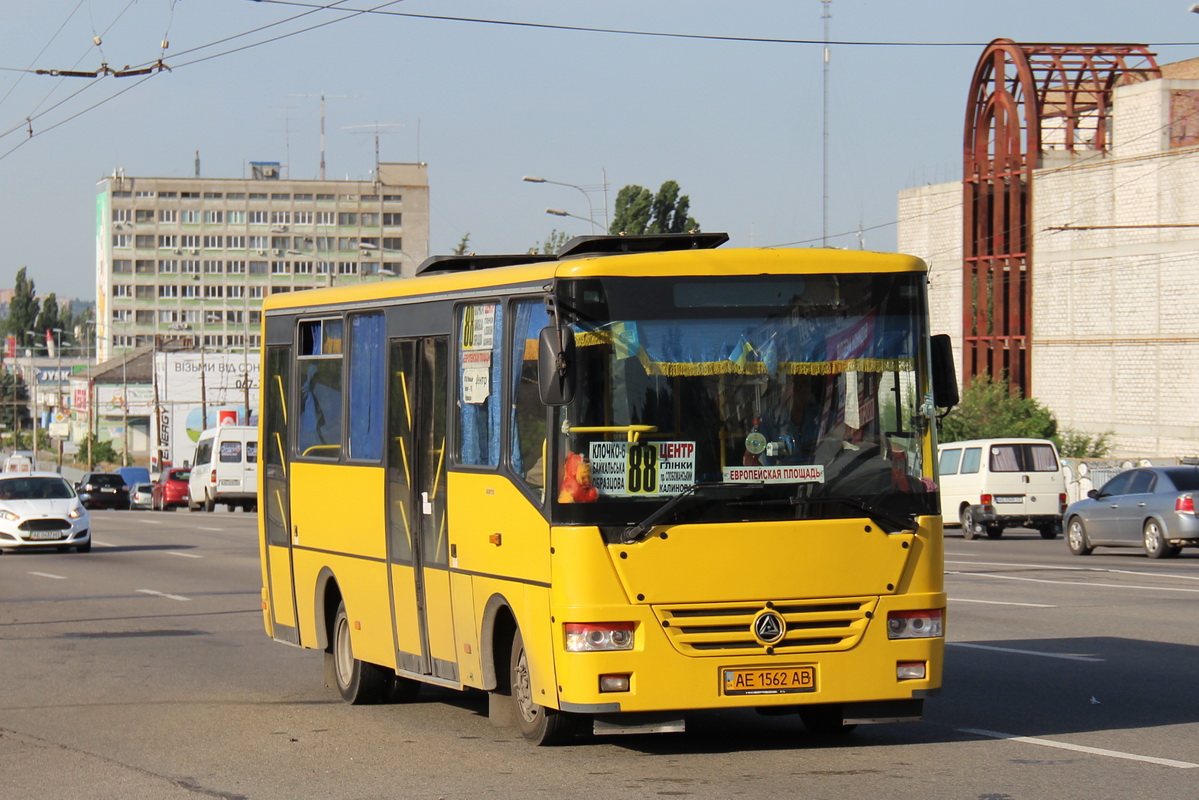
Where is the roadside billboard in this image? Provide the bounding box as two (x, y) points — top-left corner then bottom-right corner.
(152, 352), (259, 468)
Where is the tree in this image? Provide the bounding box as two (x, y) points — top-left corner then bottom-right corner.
(452, 233), (471, 255)
(30, 293), (63, 357)
(610, 180), (699, 235)
(1056, 429), (1114, 458)
(530, 229), (570, 255)
(0, 368), (31, 438)
(5, 267), (38, 343)
(77, 433), (119, 468)
(938, 374), (1057, 442)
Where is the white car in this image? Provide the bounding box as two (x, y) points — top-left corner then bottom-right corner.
(0, 472), (90, 553)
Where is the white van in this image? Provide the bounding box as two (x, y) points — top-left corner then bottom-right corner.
(188, 425), (258, 512)
(937, 438), (1065, 540)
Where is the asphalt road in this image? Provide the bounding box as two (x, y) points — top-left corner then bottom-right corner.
(2, 514), (1198, 799)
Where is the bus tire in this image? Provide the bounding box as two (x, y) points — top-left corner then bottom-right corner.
(509, 629), (577, 745)
(331, 600), (390, 704)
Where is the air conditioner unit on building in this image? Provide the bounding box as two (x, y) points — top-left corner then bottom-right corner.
(258, 250), (267, 256)
(190, 249), (199, 255)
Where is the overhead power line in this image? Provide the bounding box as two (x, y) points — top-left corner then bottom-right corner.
(243, 1), (1199, 48)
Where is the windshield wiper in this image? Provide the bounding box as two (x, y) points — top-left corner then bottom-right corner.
(620, 482), (766, 544)
(733, 492), (917, 533)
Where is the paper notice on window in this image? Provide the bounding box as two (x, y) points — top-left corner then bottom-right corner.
(462, 367), (490, 404)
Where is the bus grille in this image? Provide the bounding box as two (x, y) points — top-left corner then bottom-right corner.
(653, 597), (878, 656)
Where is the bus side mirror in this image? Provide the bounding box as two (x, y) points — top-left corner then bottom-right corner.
(537, 325), (576, 406)
(930, 334), (959, 409)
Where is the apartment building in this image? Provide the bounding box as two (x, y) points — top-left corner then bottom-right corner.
(95, 161), (429, 361)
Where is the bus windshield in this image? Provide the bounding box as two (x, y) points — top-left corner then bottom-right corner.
(551, 272), (936, 527)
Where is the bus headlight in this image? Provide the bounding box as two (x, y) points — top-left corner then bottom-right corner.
(565, 622), (635, 652)
(887, 609), (943, 639)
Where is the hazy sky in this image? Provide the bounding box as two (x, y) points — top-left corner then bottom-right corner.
(2, 0), (1198, 297)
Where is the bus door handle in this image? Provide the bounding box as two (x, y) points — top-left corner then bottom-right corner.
(421, 491), (433, 515)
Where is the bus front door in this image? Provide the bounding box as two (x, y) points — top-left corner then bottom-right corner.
(262, 346), (299, 644)
(387, 338), (456, 682)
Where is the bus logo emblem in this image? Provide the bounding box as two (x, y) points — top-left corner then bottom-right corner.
(753, 610), (786, 645)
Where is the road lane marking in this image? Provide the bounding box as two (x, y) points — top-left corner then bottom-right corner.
(197, 527), (224, 532)
(947, 642), (1103, 662)
(28, 571), (66, 580)
(950, 597), (1055, 608)
(137, 589), (191, 602)
(93, 540), (116, 547)
(167, 552), (202, 559)
(958, 728), (1199, 769)
(946, 569), (1199, 595)
(947, 558), (1199, 583)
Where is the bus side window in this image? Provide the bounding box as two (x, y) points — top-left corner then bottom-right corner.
(458, 302), (502, 467)
(297, 318), (344, 458)
(509, 299), (549, 496)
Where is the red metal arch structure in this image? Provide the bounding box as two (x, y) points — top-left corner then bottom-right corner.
(962, 39), (1160, 396)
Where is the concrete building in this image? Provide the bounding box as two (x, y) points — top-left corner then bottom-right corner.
(898, 42), (1199, 458)
(95, 161), (429, 362)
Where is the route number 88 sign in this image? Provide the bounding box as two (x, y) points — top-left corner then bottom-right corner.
(587, 441), (696, 497)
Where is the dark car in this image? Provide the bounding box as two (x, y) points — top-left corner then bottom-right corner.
(75, 472), (131, 510)
(1065, 466), (1199, 558)
(151, 468), (191, 511)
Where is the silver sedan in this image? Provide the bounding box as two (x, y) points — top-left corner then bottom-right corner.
(1064, 466), (1199, 558)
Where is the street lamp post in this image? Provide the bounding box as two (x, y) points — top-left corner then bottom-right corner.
(23, 331), (39, 465)
(523, 174), (608, 232)
(544, 207), (598, 230)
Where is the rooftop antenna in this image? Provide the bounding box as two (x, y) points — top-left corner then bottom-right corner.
(289, 92), (353, 179)
(344, 122), (402, 175)
(274, 103), (300, 179)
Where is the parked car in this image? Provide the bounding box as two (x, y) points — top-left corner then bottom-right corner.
(151, 468), (191, 511)
(75, 472), (131, 510)
(1065, 466), (1199, 558)
(130, 482), (155, 510)
(0, 472), (90, 552)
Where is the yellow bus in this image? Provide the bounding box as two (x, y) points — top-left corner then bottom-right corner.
(258, 232), (958, 745)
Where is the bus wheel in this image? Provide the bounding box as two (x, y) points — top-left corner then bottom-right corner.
(509, 629), (577, 745)
(798, 704), (857, 736)
(331, 600), (390, 704)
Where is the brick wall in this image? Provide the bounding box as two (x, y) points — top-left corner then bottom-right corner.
(897, 76), (1199, 459)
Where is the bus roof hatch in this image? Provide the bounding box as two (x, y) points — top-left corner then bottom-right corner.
(557, 232), (729, 259)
